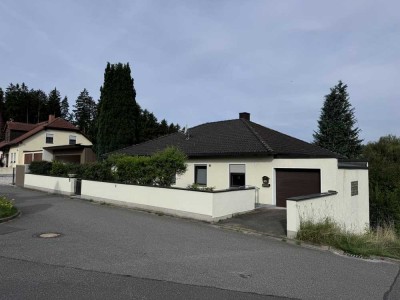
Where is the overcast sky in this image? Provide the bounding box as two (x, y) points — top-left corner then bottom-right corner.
(1, 0), (399, 143)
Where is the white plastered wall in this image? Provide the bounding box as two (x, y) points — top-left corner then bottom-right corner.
(10, 129), (92, 167)
(287, 168), (369, 237)
(175, 157), (338, 205)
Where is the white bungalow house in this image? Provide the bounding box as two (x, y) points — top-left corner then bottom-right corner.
(114, 112), (369, 234)
(0, 115), (95, 168)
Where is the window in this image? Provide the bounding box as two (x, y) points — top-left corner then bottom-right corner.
(230, 164), (245, 187)
(69, 135), (76, 145)
(195, 165), (207, 185)
(46, 133), (54, 144)
(351, 181), (358, 196)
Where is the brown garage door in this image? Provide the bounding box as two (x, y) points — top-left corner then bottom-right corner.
(276, 169), (321, 207)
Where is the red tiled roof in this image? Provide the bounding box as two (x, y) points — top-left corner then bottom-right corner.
(5, 121), (41, 132)
(0, 118), (80, 150)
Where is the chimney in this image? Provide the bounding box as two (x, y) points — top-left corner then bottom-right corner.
(48, 115), (55, 122)
(239, 112), (250, 121)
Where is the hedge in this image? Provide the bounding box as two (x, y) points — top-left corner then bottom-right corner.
(29, 147), (187, 187)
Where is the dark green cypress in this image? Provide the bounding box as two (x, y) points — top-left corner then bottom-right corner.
(313, 81), (363, 158)
(96, 63), (140, 157)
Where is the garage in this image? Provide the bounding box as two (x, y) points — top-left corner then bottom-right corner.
(275, 169), (321, 207)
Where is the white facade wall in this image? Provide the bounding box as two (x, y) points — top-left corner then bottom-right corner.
(24, 174), (76, 195)
(8, 129), (92, 168)
(81, 180), (255, 221)
(175, 157), (338, 205)
(286, 168), (369, 237)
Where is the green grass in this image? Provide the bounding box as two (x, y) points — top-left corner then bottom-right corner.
(0, 195), (17, 219)
(297, 219), (400, 259)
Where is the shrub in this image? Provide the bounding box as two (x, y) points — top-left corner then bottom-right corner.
(50, 161), (82, 177)
(110, 147), (187, 187)
(81, 162), (114, 182)
(29, 161), (52, 175)
(151, 147), (187, 186)
(0, 195), (17, 218)
(187, 183), (215, 192)
(28, 147), (187, 188)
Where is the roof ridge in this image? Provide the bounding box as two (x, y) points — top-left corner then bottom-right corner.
(240, 119), (273, 153)
(108, 131), (185, 155)
(189, 118), (238, 130)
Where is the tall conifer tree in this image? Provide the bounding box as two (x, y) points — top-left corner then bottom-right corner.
(73, 89), (97, 139)
(60, 96), (71, 120)
(96, 63), (140, 157)
(313, 81), (363, 158)
(47, 88), (62, 117)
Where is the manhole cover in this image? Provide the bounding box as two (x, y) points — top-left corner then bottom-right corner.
(37, 232), (62, 238)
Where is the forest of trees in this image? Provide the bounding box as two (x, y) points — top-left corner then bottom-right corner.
(0, 63), (180, 150)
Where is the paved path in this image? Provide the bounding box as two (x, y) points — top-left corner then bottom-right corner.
(219, 207), (287, 236)
(0, 185), (399, 299)
(0, 174), (13, 186)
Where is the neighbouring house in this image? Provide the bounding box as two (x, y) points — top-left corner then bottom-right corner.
(0, 115), (95, 167)
(114, 112), (369, 212)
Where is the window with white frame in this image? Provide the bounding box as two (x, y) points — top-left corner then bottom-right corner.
(46, 133), (54, 144)
(229, 164), (246, 187)
(69, 135), (76, 145)
(194, 165), (207, 185)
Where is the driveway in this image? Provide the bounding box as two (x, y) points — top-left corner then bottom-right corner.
(0, 185), (399, 299)
(218, 206), (287, 236)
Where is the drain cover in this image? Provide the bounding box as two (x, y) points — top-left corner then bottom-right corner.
(38, 232), (62, 238)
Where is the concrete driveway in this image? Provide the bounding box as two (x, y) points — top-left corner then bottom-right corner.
(218, 206), (287, 237)
(0, 185), (399, 299)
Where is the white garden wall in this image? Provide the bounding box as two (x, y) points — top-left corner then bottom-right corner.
(24, 174), (76, 195)
(80, 180), (255, 221)
(287, 168), (369, 238)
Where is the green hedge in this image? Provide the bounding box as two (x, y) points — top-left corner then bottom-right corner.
(29, 147), (187, 187)
(29, 161), (52, 175)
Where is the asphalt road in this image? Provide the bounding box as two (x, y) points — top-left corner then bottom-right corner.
(0, 185), (399, 299)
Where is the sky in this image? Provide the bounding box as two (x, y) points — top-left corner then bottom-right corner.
(0, 0), (399, 143)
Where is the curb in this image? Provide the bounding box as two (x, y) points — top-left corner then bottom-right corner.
(0, 210), (20, 224)
(215, 223), (400, 264)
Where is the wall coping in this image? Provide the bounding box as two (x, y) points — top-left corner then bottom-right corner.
(287, 190), (338, 202)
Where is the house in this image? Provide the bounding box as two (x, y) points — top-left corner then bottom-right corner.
(114, 112), (369, 210)
(0, 115), (95, 168)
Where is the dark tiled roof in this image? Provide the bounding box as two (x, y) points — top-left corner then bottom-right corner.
(0, 118), (79, 150)
(115, 118), (339, 158)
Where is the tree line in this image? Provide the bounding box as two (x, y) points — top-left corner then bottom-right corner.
(0, 64), (180, 149)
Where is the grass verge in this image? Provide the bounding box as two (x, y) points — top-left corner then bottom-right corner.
(297, 219), (400, 259)
(0, 195), (18, 219)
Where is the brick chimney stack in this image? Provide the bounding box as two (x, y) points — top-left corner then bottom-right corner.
(48, 115), (55, 122)
(239, 112), (250, 121)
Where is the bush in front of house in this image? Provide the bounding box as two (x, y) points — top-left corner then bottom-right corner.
(80, 161), (114, 182)
(28, 147), (187, 188)
(111, 147), (187, 187)
(29, 161), (52, 175)
(50, 160), (82, 177)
